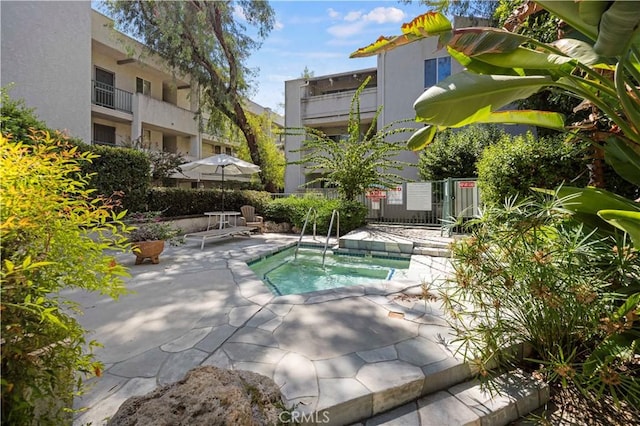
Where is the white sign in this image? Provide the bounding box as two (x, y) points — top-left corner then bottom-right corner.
(387, 185), (403, 205)
(406, 182), (432, 211)
(371, 200), (380, 210)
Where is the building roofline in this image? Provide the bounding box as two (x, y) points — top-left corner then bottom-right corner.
(286, 67), (377, 84)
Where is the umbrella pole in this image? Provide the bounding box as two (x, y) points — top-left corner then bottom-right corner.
(221, 166), (225, 213)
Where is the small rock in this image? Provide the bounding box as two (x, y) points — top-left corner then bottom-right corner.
(107, 366), (286, 426)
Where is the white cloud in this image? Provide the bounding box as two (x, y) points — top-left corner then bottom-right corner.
(327, 6), (406, 39)
(344, 11), (363, 22)
(274, 20), (284, 31)
(363, 7), (405, 24)
(327, 22), (366, 38)
(327, 8), (340, 19)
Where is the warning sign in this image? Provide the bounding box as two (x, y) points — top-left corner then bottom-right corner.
(365, 189), (387, 200)
(458, 181), (476, 188)
(387, 185), (403, 205)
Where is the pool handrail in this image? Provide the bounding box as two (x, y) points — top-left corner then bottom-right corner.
(322, 210), (340, 266)
(294, 207), (317, 259)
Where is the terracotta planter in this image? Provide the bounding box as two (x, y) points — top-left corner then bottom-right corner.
(132, 240), (165, 265)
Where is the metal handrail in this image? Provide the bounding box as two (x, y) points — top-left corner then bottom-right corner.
(91, 80), (133, 113)
(294, 207), (317, 259)
(322, 210), (340, 266)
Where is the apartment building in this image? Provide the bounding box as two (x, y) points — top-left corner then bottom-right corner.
(1, 2), (281, 186)
(283, 17), (504, 194)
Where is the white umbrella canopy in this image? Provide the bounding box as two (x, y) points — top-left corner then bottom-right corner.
(177, 154), (261, 211)
(179, 154), (261, 176)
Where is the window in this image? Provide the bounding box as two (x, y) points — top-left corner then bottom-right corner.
(136, 77), (151, 95)
(225, 147), (232, 155)
(424, 57), (451, 88)
(214, 145), (222, 154)
(94, 68), (115, 108)
(93, 123), (116, 145)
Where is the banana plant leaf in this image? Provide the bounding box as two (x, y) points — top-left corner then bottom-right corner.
(598, 210), (640, 249)
(549, 186), (640, 215)
(551, 39), (600, 65)
(535, 186), (640, 236)
(447, 48), (521, 76)
(407, 125), (437, 151)
(446, 28), (529, 56)
(473, 47), (574, 72)
(592, 2), (640, 57)
(535, 1), (598, 41)
(350, 11), (451, 58)
(477, 110), (565, 130)
(602, 136), (640, 187)
(413, 72), (553, 127)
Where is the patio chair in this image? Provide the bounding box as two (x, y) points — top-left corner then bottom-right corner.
(239, 205), (264, 233)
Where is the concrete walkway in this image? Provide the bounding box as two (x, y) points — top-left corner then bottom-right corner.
(68, 231), (546, 425)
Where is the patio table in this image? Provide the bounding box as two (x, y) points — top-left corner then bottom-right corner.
(205, 211), (242, 230)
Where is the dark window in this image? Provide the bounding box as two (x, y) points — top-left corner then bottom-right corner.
(136, 77), (151, 95)
(93, 123), (116, 145)
(424, 57), (451, 88)
(225, 147), (232, 155)
(94, 68), (115, 108)
(214, 145), (222, 154)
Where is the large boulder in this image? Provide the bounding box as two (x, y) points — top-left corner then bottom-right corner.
(107, 366), (286, 426)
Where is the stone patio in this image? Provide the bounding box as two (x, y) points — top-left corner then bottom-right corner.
(67, 229), (547, 425)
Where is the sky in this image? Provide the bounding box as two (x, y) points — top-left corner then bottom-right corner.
(243, 1), (430, 115)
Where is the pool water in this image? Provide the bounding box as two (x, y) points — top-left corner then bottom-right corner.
(248, 246), (410, 296)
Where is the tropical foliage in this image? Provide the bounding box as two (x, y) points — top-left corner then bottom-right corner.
(353, 0), (640, 408)
(289, 77), (411, 202)
(447, 193), (640, 408)
(1, 131), (130, 424)
(352, 1), (640, 247)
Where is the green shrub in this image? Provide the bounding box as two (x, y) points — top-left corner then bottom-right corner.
(444, 193), (640, 407)
(147, 187), (272, 217)
(418, 124), (503, 180)
(1, 131), (130, 424)
(477, 132), (588, 205)
(264, 196), (367, 234)
(78, 145), (151, 213)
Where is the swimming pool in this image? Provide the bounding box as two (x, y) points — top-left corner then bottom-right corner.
(248, 246), (410, 296)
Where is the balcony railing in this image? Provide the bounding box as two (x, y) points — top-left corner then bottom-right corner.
(92, 80), (133, 113)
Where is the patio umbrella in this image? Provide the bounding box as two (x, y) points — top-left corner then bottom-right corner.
(178, 154), (260, 211)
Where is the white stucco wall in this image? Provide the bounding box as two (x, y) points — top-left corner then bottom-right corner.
(378, 37), (466, 182)
(1, 1), (92, 142)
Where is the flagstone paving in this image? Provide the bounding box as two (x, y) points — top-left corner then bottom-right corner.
(68, 230), (547, 426)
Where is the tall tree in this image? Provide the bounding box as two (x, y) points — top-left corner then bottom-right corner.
(105, 0), (276, 190)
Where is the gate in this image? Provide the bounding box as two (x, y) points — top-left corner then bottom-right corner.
(362, 178), (480, 228)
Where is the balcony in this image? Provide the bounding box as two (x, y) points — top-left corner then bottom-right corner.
(133, 95), (198, 136)
(92, 80), (133, 113)
(301, 87), (377, 125)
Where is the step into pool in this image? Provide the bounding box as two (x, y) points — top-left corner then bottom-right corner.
(248, 246), (410, 296)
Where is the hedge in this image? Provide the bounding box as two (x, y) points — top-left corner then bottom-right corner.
(147, 188), (272, 217)
(264, 197), (367, 234)
(78, 145), (151, 213)
(477, 132), (589, 205)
